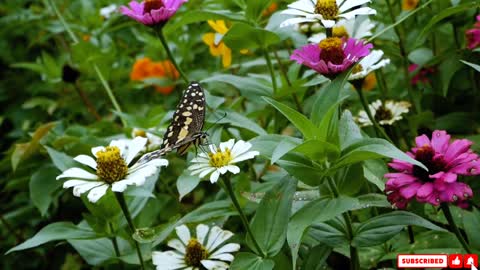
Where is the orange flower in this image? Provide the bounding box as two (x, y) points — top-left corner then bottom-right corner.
(402, 0), (419, 11)
(130, 58), (179, 95)
(262, 2), (278, 17)
(362, 73), (377, 91)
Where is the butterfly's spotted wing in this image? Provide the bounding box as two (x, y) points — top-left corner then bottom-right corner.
(136, 82), (206, 164)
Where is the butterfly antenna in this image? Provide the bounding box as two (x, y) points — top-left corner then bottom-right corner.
(204, 112), (227, 132)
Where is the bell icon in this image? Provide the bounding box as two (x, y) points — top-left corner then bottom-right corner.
(468, 257), (475, 265)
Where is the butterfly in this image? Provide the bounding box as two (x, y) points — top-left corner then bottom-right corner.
(137, 82), (208, 164)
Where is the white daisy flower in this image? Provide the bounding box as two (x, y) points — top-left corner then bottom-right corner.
(349, 50), (390, 80)
(100, 4), (118, 19)
(280, 0), (377, 28)
(131, 127), (163, 152)
(56, 137), (168, 203)
(356, 100), (411, 127)
(152, 224), (240, 270)
(188, 139), (259, 183)
(308, 17), (375, 43)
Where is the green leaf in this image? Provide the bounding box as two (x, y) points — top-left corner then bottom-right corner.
(460, 60), (480, 72)
(291, 140), (340, 162)
(164, 10), (246, 33)
(251, 135), (302, 159)
(352, 211), (448, 247)
(223, 22), (280, 50)
(339, 110), (362, 150)
(45, 146), (77, 172)
(245, 0), (271, 22)
(287, 196), (360, 269)
(68, 238), (118, 266)
(363, 160), (388, 191)
(177, 172), (201, 201)
(230, 252), (275, 270)
(317, 98), (345, 145)
(30, 165), (62, 216)
(7, 222), (98, 254)
(302, 245), (332, 270)
(202, 74), (272, 97)
(332, 138), (427, 171)
(439, 53), (462, 96)
(463, 208), (480, 250)
(263, 97), (319, 140)
(271, 139), (300, 163)
(408, 48), (433, 66)
(248, 176), (297, 257)
(416, 1), (480, 45)
(214, 110), (267, 135)
(310, 69), (352, 126)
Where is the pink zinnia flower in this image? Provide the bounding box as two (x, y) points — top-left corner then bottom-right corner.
(290, 37), (372, 78)
(385, 130), (480, 209)
(466, 15), (480, 50)
(408, 64), (435, 86)
(120, 0), (187, 26)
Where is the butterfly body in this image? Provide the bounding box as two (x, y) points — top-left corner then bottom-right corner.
(137, 82), (207, 164)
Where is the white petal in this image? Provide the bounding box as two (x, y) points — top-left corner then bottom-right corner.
(91, 146), (105, 157)
(206, 226), (234, 251)
(209, 253), (234, 262)
(176, 225), (191, 246)
(339, 7), (376, 20)
(72, 182), (105, 197)
(196, 224), (209, 246)
(201, 260), (230, 270)
(210, 170), (220, 183)
(321, 19), (336, 28)
(287, 0), (315, 12)
(87, 184), (109, 203)
(167, 239), (186, 254)
(230, 140), (249, 156)
(57, 167), (98, 180)
(218, 167), (228, 174)
(109, 139), (129, 156)
(63, 179), (94, 188)
(280, 17), (316, 28)
(211, 243), (241, 257)
(219, 139), (235, 152)
(225, 165), (240, 174)
(199, 167), (215, 178)
(308, 33), (326, 43)
(74, 155), (97, 169)
(230, 151), (259, 163)
(188, 163), (211, 171)
(281, 9), (311, 16)
(152, 251), (186, 270)
(339, 0), (372, 12)
(125, 137), (148, 165)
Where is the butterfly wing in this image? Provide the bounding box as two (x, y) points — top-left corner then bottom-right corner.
(161, 81), (205, 154)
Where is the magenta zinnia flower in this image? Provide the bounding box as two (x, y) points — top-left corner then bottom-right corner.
(385, 130), (480, 209)
(408, 64), (435, 86)
(466, 15), (480, 50)
(290, 37), (372, 78)
(120, 0), (187, 26)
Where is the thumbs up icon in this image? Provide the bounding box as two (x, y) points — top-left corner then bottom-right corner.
(449, 254), (463, 268)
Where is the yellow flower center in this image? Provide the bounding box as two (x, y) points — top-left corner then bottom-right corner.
(332, 26), (348, 38)
(185, 239), (209, 267)
(315, 0), (339, 20)
(319, 37), (344, 65)
(143, 0), (164, 14)
(208, 148), (232, 168)
(96, 146), (128, 184)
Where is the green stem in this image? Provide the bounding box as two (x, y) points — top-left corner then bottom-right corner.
(441, 203), (472, 253)
(114, 193), (146, 270)
(109, 222), (124, 270)
(263, 49), (277, 95)
(272, 49), (303, 113)
(156, 28), (189, 83)
(222, 177), (265, 257)
(385, 0), (419, 113)
(355, 87), (393, 142)
(93, 64), (126, 126)
(46, 0), (125, 126)
(326, 177), (358, 270)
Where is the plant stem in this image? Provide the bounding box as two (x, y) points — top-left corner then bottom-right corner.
(222, 177), (265, 257)
(272, 49), (303, 113)
(385, 0), (419, 113)
(109, 222), (124, 270)
(156, 28), (189, 83)
(326, 177), (359, 270)
(114, 192), (146, 270)
(46, 0), (125, 126)
(74, 83), (101, 121)
(354, 87), (393, 142)
(440, 203), (472, 253)
(263, 49), (277, 95)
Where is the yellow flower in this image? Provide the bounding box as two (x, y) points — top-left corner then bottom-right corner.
(402, 0), (419, 11)
(202, 20), (233, 68)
